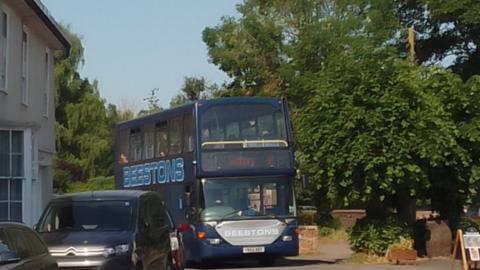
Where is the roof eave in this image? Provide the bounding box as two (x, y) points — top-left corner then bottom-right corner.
(24, 0), (71, 56)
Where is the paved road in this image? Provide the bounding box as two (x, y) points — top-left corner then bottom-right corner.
(187, 257), (451, 270)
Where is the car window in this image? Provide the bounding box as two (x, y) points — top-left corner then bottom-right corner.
(22, 229), (48, 256)
(0, 229), (18, 259)
(3, 228), (32, 259)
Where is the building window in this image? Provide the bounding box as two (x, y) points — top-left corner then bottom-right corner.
(21, 28), (28, 105)
(43, 50), (50, 117)
(0, 130), (24, 222)
(0, 10), (7, 92)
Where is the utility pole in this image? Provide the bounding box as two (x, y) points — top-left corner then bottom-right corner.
(408, 27), (416, 63)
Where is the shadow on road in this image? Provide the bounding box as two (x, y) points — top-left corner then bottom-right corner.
(190, 257), (338, 269)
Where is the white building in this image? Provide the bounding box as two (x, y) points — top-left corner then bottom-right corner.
(0, 0), (70, 225)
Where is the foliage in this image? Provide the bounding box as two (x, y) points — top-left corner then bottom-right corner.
(395, 0), (480, 80)
(138, 88), (163, 117)
(319, 227), (335, 237)
(67, 176), (115, 193)
(296, 47), (473, 222)
(54, 27), (117, 192)
(297, 211), (316, 225)
(350, 216), (412, 256)
(387, 236), (413, 250)
(204, 0), (480, 230)
(456, 217), (480, 233)
(170, 76), (211, 107)
(203, 0), (399, 100)
(320, 228), (350, 242)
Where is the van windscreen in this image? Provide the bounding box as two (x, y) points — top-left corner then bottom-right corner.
(37, 200), (133, 232)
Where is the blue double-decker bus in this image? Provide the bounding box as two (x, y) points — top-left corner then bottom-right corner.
(114, 97), (298, 266)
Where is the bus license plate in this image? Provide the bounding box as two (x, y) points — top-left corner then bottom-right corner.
(242, 246), (265, 253)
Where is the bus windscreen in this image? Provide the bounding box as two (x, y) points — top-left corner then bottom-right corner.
(199, 177), (294, 221)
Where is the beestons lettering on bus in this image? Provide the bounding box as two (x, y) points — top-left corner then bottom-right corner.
(123, 158), (184, 187)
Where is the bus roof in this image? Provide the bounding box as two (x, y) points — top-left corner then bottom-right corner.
(116, 97), (284, 131)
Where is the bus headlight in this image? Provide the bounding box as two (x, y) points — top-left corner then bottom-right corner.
(282, 235), (293, 242)
(208, 238), (221, 245)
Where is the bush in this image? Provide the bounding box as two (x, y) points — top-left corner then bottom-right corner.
(297, 211), (316, 225)
(457, 216), (480, 233)
(319, 227), (335, 236)
(350, 215), (412, 256)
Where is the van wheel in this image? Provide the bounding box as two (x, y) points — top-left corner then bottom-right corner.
(258, 256), (276, 267)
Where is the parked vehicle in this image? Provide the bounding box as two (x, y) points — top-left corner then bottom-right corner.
(36, 190), (178, 270)
(0, 222), (58, 270)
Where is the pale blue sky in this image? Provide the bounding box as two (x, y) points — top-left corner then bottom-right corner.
(42, 0), (241, 110)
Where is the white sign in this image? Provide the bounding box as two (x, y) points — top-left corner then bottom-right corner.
(469, 248), (480, 261)
(464, 233), (480, 249)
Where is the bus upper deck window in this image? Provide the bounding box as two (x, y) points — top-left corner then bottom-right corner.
(169, 117), (182, 155)
(155, 122), (168, 157)
(183, 114), (194, 152)
(144, 124), (155, 160)
(129, 128), (142, 162)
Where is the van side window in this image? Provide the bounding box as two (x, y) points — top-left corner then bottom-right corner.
(183, 114), (194, 152)
(169, 117), (182, 155)
(129, 128), (142, 162)
(155, 122), (168, 157)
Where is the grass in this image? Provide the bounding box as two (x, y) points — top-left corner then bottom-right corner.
(318, 228), (350, 242)
(342, 252), (388, 264)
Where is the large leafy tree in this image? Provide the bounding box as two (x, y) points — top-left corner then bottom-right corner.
(396, 0), (480, 80)
(203, 0), (399, 102)
(204, 0), (480, 226)
(54, 28), (117, 192)
(296, 45), (478, 224)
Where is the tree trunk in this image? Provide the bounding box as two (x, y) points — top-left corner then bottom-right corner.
(395, 190), (416, 225)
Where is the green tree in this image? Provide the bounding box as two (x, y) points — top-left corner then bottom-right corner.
(296, 46), (475, 224)
(54, 27), (117, 192)
(138, 88), (163, 117)
(170, 76), (209, 107)
(204, 0), (480, 228)
(396, 0), (480, 80)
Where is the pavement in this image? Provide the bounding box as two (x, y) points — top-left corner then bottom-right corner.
(187, 240), (454, 270)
